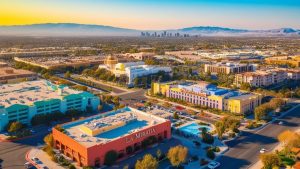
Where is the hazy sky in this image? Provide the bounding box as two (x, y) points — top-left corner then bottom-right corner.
(1, 0), (299, 30)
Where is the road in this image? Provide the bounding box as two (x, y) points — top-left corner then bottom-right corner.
(216, 104), (300, 169)
(0, 126), (48, 169)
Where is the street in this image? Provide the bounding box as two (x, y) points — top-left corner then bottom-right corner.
(0, 126), (48, 169)
(216, 104), (300, 169)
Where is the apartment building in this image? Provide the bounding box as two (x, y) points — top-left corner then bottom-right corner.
(204, 62), (256, 74)
(234, 69), (288, 87)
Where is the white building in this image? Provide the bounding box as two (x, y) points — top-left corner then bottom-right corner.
(0, 80), (100, 131)
(126, 65), (172, 85)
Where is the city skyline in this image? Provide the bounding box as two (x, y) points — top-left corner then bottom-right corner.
(1, 0), (300, 30)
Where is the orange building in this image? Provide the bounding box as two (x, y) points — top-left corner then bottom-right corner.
(52, 107), (171, 167)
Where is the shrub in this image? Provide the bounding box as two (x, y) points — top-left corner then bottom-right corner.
(206, 149), (215, 159)
(68, 164), (76, 169)
(104, 150), (118, 166)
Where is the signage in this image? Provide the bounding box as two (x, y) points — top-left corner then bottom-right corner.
(125, 128), (156, 143)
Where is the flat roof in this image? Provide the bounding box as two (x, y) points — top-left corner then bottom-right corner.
(15, 56), (104, 68)
(62, 107), (168, 147)
(0, 80), (81, 108)
(0, 67), (36, 80)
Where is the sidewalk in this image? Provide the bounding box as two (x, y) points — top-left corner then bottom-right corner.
(26, 148), (65, 169)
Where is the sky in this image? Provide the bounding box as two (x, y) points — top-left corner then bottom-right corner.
(0, 0), (300, 30)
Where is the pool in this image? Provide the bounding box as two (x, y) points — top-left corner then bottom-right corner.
(179, 122), (211, 136)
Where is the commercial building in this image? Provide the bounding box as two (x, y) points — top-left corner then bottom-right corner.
(234, 69), (288, 87)
(52, 107), (171, 167)
(0, 66), (37, 84)
(121, 52), (155, 60)
(152, 81), (261, 114)
(14, 56), (104, 70)
(204, 62), (256, 74)
(0, 80), (100, 131)
(265, 56), (300, 67)
(126, 65), (172, 85)
(99, 56), (172, 85)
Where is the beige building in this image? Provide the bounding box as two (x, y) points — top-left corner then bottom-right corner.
(204, 62), (256, 74)
(0, 67), (37, 84)
(234, 69), (288, 87)
(122, 52), (155, 60)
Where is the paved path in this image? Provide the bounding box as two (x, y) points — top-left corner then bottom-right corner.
(0, 126), (48, 169)
(216, 104), (300, 169)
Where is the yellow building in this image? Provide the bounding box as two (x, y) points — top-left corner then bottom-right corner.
(152, 82), (175, 95)
(225, 93), (261, 114)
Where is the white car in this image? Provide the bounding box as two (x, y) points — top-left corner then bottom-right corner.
(278, 121), (284, 125)
(208, 161), (220, 169)
(260, 148), (267, 153)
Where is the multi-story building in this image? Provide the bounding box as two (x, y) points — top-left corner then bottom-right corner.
(99, 56), (172, 86)
(126, 65), (172, 85)
(204, 62), (256, 74)
(0, 80), (100, 131)
(234, 69), (288, 87)
(0, 66), (37, 84)
(52, 107), (171, 167)
(153, 81), (261, 114)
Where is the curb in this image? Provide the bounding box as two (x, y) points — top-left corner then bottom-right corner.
(25, 149), (41, 169)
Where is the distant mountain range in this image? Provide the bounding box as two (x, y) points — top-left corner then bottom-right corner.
(0, 23), (299, 37)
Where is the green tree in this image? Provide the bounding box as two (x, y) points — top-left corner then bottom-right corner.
(173, 112), (179, 119)
(64, 71), (71, 78)
(104, 150), (118, 166)
(8, 121), (23, 133)
(167, 146), (188, 167)
(44, 133), (54, 147)
(260, 153), (281, 169)
(214, 121), (225, 139)
(240, 82), (251, 91)
(135, 154), (158, 169)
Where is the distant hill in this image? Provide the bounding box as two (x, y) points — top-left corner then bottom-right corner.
(0, 23), (139, 36)
(0, 23), (299, 37)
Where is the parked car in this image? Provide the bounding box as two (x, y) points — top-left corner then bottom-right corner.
(260, 148), (267, 153)
(208, 161), (220, 169)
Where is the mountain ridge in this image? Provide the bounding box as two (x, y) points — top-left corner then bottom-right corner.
(0, 23), (299, 37)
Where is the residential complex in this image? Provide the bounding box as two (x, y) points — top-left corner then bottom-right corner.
(152, 81), (261, 114)
(204, 62), (256, 74)
(234, 68), (299, 87)
(0, 80), (100, 131)
(99, 56), (172, 85)
(52, 107), (171, 167)
(0, 66), (37, 84)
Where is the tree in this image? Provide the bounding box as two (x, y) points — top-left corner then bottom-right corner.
(260, 153), (281, 169)
(214, 121), (225, 139)
(68, 164), (76, 169)
(8, 121), (23, 133)
(240, 83), (251, 91)
(104, 150), (118, 166)
(167, 146), (188, 167)
(156, 149), (162, 160)
(135, 154), (158, 169)
(278, 130), (300, 149)
(173, 112), (179, 119)
(64, 71), (71, 78)
(44, 134), (54, 147)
